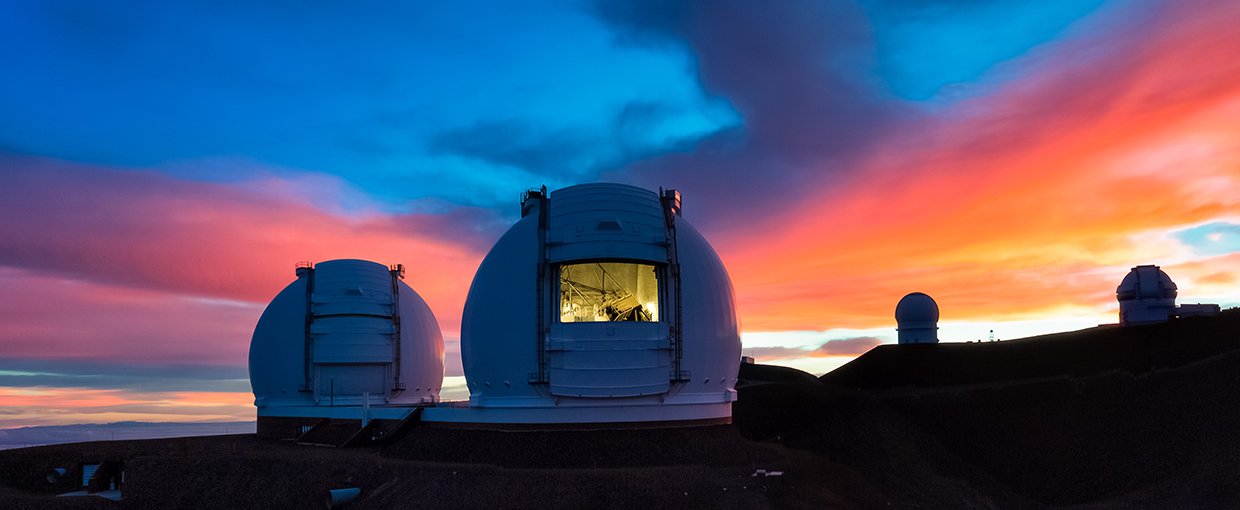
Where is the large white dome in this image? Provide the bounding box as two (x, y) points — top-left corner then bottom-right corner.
(249, 259), (445, 411)
(448, 183), (741, 425)
(1117, 264), (1178, 325)
(1117, 265), (1177, 302)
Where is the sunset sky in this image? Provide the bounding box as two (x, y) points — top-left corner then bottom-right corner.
(2, 0), (1237, 428)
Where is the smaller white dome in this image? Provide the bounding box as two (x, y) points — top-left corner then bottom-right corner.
(249, 259), (445, 410)
(895, 292), (939, 344)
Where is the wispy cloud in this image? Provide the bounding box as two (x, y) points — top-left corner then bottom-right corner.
(743, 336), (884, 360)
(0, 358), (249, 393)
(0, 387), (253, 428)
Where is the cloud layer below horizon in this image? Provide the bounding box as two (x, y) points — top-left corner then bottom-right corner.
(1, 0), (1237, 427)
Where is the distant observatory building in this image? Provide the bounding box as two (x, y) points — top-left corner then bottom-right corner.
(1117, 264), (1220, 326)
(424, 183), (742, 426)
(895, 292), (939, 344)
(249, 259), (445, 439)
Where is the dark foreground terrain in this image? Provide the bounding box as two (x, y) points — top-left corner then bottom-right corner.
(2, 310), (1237, 509)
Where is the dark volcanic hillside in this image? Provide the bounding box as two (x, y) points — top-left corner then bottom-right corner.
(811, 309), (1240, 507)
(0, 310), (1236, 508)
(886, 348), (1240, 507)
(821, 309), (1240, 389)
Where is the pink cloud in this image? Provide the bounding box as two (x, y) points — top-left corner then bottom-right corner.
(743, 337), (884, 360)
(0, 154), (489, 334)
(0, 267), (256, 365)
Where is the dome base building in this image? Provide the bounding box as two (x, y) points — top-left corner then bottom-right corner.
(421, 401), (733, 428)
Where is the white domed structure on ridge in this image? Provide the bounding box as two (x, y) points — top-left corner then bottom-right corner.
(1116, 264), (1219, 325)
(895, 292), (939, 344)
(249, 259), (444, 438)
(1116, 264), (1177, 325)
(426, 183), (741, 426)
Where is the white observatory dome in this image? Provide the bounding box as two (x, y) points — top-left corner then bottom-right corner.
(1117, 265), (1177, 325)
(249, 259), (445, 417)
(441, 183), (741, 426)
(895, 292), (939, 344)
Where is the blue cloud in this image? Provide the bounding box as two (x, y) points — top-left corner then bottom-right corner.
(592, 0), (907, 228)
(0, 360), (249, 393)
(426, 101), (722, 181)
(1174, 222), (1240, 257)
(0, 1), (735, 210)
(860, 0), (1109, 100)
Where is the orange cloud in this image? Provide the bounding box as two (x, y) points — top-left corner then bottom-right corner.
(716, 0), (1240, 331)
(0, 387), (254, 428)
(0, 388), (141, 409)
(1165, 253), (1240, 296)
(165, 392), (254, 408)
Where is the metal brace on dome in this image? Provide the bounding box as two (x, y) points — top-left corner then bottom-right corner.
(661, 189), (688, 382)
(298, 262), (316, 392)
(528, 185), (551, 384)
(389, 264), (405, 391)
